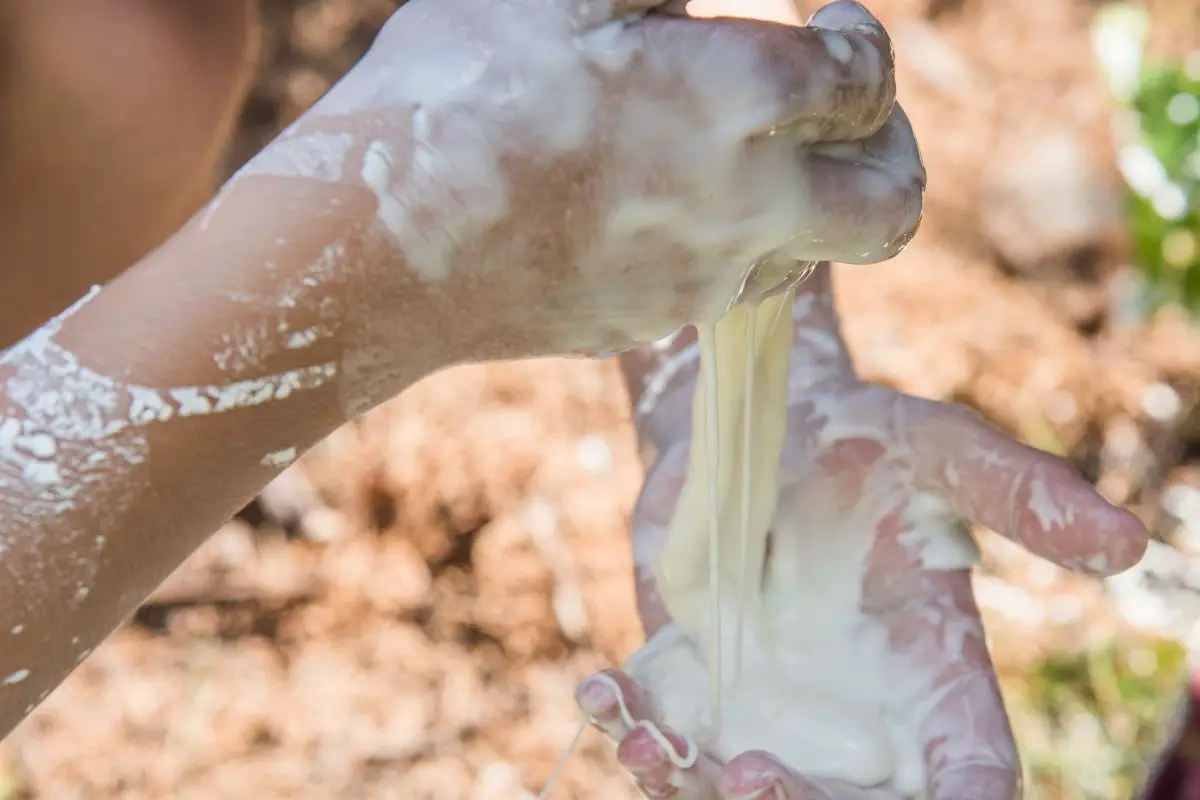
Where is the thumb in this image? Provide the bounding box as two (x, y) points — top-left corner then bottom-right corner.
(631, 440), (691, 635)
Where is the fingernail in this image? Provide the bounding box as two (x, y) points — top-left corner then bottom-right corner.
(728, 784), (785, 800)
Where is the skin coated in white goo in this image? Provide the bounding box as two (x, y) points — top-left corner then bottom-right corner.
(612, 304), (984, 798)
(575, 2), (935, 791)
(310, 0), (924, 367)
(625, 418), (978, 796)
(576, 256), (1149, 799)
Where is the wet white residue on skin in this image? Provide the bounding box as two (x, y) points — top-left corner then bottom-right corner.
(0, 287), (142, 610)
(820, 28), (857, 65)
(213, 324), (274, 375)
(3, 670), (29, 687)
(280, 243), (344, 311)
(285, 327), (323, 350)
(1, 286), (340, 619)
(10, 625), (22, 636)
(359, 127), (509, 284)
(360, 142), (422, 269)
(166, 364), (339, 419)
(213, 242), (345, 375)
(577, 20), (641, 75)
(899, 494), (981, 570)
(309, 4), (858, 361)
(1027, 469), (1074, 531)
(1086, 552), (1111, 573)
(630, 294), (1006, 792)
(261, 447), (298, 469)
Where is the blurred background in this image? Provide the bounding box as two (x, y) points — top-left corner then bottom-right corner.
(3, 0), (1200, 797)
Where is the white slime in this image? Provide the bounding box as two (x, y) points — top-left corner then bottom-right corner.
(625, 289), (933, 794)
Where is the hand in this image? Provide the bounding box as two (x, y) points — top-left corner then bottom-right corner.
(577, 284), (1148, 799)
(267, 0), (923, 371)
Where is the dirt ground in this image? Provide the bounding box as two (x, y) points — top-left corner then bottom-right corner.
(3, 1), (1200, 798)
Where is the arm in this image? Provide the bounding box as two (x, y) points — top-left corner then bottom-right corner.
(0, 123), (421, 733)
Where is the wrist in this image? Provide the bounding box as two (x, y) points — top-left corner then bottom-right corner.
(192, 92), (475, 418)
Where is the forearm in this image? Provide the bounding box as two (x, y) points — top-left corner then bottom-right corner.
(0, 106), (441, 732)
(0, 235), (336, 734)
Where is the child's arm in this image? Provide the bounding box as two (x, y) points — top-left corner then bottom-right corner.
(0, 167), (365, 733)
(0, 0), (922, 736)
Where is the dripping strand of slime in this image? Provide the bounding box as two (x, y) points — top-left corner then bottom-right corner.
(733, 302), (757, 686)
(696, 324), (723, 736)
(536, 716), (589, 799)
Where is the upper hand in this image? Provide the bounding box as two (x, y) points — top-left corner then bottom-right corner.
(575, 292), (1147, 799)
(290, 0), (924, 362)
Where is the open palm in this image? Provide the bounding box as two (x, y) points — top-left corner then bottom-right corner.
(577, 294), (1147, 799)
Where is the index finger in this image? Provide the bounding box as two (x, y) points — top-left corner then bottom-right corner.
(900, 397), (1148, 575)
(638, 6), (896, 143)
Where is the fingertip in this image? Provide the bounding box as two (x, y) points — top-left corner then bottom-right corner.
(794, 138), (924, 264)
(807, 1), (882, 32)
(640, 11), (897, 143)
(805, 3), (896, 96)
(1015, 461), (1150, 577)
(575, 671), (619, 717)
(718, 751), (793, 798)
(1080, 501), (1149, 576)
(576, 668), (650, 740)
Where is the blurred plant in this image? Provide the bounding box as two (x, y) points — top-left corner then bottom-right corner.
(1004, 637), (1186, 799)
(1094, 4), (1200, 315)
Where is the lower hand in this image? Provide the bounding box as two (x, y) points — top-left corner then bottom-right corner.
(576, 294), (1147, 799)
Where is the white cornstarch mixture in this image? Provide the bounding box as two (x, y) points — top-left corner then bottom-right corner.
(625, 288), (927, 794)
(542, 285), (973, 798)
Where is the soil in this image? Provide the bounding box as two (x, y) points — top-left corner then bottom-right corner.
(4, 0), (1200, 798)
